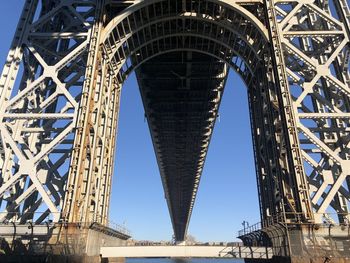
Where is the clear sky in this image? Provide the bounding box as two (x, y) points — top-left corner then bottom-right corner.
(0, 1), (260, 242)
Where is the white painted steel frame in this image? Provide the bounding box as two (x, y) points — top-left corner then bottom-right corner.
(0, 0), (97, 224)
(271, 0), (350, 224)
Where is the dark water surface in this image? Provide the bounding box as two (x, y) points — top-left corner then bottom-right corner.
(126, 258), (245, 263)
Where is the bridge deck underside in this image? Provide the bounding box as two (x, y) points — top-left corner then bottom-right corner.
(135, 51), (228, 241)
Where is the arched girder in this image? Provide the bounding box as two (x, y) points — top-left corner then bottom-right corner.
(104, 34), (256, 84)
(102, 0), (269, 44)
(103, 14), (266, 63)
(95, 0), (270, 241)
(106, 47), (251, 86)
(101, 0), (269, 78)
(101, 19), (269, 84)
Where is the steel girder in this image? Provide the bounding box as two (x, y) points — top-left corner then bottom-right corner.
(135, 52), (229, 241)
(0, 0), (349, 242)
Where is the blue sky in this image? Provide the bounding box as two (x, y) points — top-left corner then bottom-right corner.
(0, 1), (260, 242)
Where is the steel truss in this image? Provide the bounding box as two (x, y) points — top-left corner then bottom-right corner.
(0, 0), (349, 242)
(0, 0), (98, 224)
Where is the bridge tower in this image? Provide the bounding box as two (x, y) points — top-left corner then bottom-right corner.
(0, 0), (349, 262)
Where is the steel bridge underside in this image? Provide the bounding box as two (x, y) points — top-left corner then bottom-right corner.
(0, 0), (349, 256)
(135, 51), (228, 241)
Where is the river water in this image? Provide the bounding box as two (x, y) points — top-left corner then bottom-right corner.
(126, 258), (244, 263)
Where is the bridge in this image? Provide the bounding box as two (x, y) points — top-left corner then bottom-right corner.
(0, 0), (349, 262)
(100, 245), (273, 259)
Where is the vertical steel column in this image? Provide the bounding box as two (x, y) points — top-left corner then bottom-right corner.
(265, 0), (314, 223)
(62, 0), (123, 226)
(248, 62), (289, 225)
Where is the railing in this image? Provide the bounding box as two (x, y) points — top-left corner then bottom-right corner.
(219, 246), (273, 259)
(238, 222), (262, 237)
(0, 212), (131, 237)
(104, 219), (131, 237)
(238, 212), (350, 237)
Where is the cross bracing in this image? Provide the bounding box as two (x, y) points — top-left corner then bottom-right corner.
(0, 0), (349, 243)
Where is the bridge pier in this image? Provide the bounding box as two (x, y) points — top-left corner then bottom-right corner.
(240, 223), (350, 263)
(0, 222), (129, 262)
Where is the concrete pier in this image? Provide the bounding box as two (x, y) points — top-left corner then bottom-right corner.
(0, 222), (129, 262)
(240, 223), (350, 263)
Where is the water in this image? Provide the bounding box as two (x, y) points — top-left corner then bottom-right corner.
(126, 259), (244, 263)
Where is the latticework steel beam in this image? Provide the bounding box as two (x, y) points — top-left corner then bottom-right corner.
(0, 0), (97, 224)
